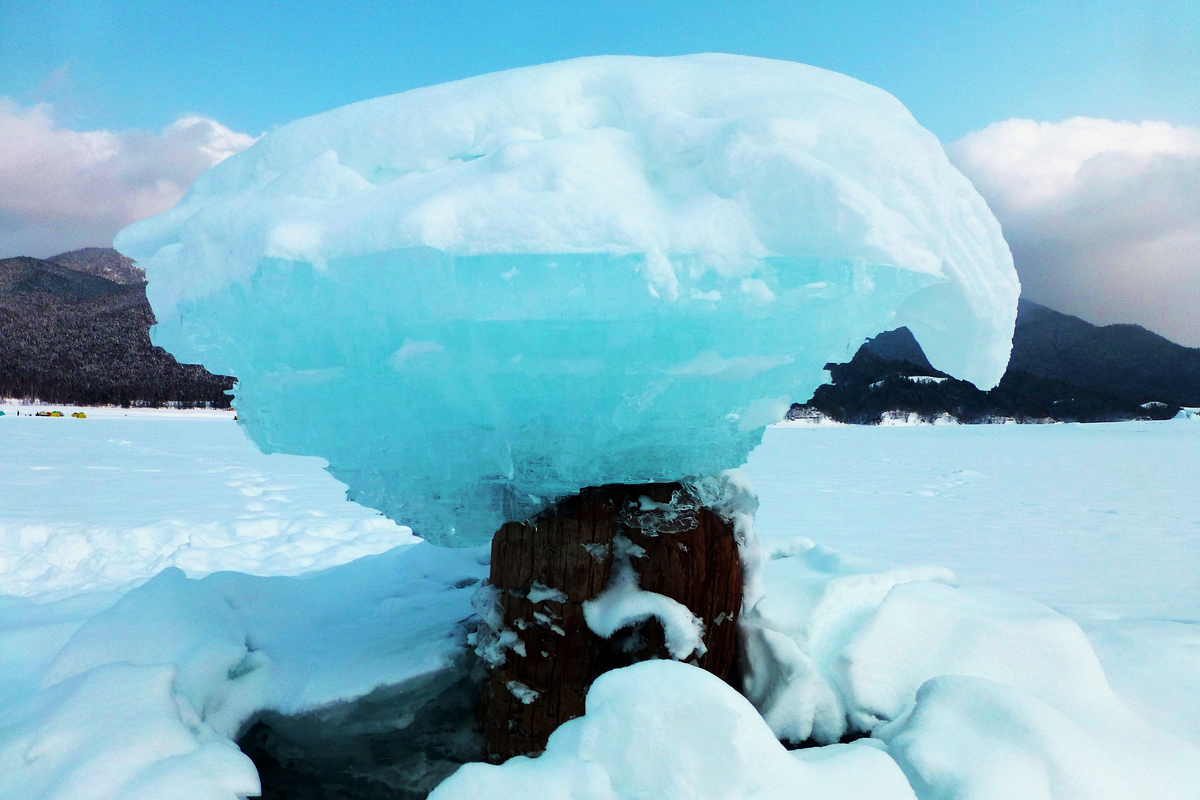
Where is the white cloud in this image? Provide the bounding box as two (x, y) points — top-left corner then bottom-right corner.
(949, 118), (1200, 346)
(0, 99), (256, 259)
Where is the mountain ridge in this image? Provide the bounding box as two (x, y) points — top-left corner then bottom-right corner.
(795, 299), (1200, 424)
(47, 247), (147, 286)
(0, 249), (233, 407)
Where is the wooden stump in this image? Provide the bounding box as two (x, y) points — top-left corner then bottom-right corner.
(481, 482), (742, 761)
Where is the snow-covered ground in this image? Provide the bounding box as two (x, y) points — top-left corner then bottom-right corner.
(0, 403), (483, 799)
(751, 420), (1200, 620)
(0, 402), (418, 599)
(748, 420), (1200, 745)
(2, 406), (1198, 798)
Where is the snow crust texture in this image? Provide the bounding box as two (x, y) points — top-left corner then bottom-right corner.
(115, 54), (1019, 543)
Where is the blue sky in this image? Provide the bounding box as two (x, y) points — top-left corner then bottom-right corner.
(2, 0), (1197, 141)
(2, 0), (1198, 342)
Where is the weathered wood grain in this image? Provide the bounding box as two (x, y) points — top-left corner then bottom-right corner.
(481, 482), (742, 760)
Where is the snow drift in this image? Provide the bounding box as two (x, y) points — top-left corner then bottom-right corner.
(115, 54), (1019, 543)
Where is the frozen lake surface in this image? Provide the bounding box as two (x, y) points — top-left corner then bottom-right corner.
(2, 405), (1197, 798)
(748, 420), (1200, 743)
(0, 403), (417, 599)
(749, 421), (1200, 621)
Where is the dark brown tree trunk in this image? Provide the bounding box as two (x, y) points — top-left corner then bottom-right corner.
(480, 481), (742, 761)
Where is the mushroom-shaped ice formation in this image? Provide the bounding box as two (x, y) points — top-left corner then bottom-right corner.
(116, 55), (1019, 544)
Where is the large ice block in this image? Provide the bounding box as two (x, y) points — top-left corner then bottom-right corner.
(115, 54), (1019, 543)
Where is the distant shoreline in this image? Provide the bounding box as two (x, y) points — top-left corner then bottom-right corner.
(1, 399), (235, 419)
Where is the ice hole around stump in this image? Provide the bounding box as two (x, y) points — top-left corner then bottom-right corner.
(237, 480), (745, 796)
(478, 481), (744, 762)
(235, 642), (485, 799)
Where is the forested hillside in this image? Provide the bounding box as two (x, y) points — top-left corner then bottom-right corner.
(794, 300), (1200, 424)
(0, 250), (234, 407)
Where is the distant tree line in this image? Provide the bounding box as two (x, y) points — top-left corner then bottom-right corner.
(0, 369), (233, 409)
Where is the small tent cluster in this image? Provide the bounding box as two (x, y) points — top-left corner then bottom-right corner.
(0, 408), (86, 417)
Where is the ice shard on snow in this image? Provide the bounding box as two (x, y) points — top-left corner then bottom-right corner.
(116, 54), (1019, 543)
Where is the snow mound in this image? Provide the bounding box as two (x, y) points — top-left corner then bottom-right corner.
(0, 662), (260, 800)
(430, 659), (917, 800)
(740, 544), (956, 744)
(738, 544), (1200, 797)
(0, 543), (488, 800)
(115, 54), (1018, 543)
(5, 407), (1200, 799)
(880, 674), (1200, 800)
(3, 506), (1198, 799)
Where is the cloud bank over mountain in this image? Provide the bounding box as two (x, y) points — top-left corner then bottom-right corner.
(951, 117), (1200, 346)
(0, 99), (255, 258)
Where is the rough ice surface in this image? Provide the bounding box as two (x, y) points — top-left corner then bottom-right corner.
(115, 54), (1019, 543)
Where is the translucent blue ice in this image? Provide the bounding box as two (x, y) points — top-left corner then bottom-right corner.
(116, 55), (1019, 543)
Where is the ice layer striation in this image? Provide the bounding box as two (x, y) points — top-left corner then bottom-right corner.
(115, 54), (1019, 543)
